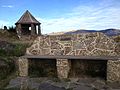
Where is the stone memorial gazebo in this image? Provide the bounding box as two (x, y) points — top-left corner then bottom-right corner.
(15, 10), (41, 36)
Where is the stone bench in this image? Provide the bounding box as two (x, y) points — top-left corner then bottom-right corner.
(17, 55), (120, 82)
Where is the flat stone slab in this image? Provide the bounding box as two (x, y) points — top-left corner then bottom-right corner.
(73, 85), (93, 90)
(5, 77), (120, 90)
(39, 83), (66, 90)
(23, 55), (120, 60)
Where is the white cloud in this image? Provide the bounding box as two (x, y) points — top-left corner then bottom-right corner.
(37, 0), (120, 34)
(2, 5), (14, 8)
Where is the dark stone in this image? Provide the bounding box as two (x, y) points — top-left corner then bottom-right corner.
(64, 47), (72, 55)
(0, 41), (15, 51)
(39, 83), (66, 90)
(51, 42), (63, 49)
(73, 85), (93, 90)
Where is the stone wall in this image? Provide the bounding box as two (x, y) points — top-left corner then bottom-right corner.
(107, 60), (120, 82)
(22, 32), (120, 82)
(26, 32), (117, 56)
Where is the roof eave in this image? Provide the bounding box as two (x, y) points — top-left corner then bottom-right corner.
(15, 22), (41, 25)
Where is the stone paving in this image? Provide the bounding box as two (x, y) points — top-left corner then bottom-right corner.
(6, 77), (120, 90)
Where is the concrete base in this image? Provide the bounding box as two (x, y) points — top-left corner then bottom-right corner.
(56, 59), (71, 78)
(18, 57), (28, 76)
(107, 60), (120, 82)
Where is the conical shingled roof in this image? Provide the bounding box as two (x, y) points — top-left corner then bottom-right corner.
(15, 10), (40, 24)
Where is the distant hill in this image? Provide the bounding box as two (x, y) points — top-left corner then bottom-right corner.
(99, 29), (120, 36)
(65, 29), (120, 36)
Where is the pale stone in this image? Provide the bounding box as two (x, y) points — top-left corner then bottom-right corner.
(18, 57), (28, 76)
(56, 59), (71, 78)
(107, 60), (120, 82)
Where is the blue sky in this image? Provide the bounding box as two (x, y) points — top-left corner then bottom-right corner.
(0, 0), (120, 34)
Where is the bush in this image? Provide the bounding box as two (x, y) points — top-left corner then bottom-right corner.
(8, 26), (16, 33)
(12, 43), (28, 56)
(114, 36), (120, 43)
(0, 43), (28, 57)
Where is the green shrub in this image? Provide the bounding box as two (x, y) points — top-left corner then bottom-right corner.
(12, 43), (28, 56)
(0, 49), (6, 56)
(0, 43), (28, 57)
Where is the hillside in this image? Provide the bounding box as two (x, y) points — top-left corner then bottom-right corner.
(64, 29), (120, 36)
(0, 30), (31, 89)
(0, 29), (120, 90)
(0, 30), (18, 42)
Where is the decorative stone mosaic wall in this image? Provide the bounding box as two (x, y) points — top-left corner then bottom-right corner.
(26, 32), (117, 56)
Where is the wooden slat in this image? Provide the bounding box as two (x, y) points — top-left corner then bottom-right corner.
(22, 55), (120, 60)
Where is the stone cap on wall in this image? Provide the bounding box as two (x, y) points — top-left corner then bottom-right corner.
(22, 55), (120, 60)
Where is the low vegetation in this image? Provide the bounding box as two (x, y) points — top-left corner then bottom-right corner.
(0, 29), (30, 89)
(113, 35), (120, 43)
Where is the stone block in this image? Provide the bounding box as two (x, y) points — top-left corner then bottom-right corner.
(18, 57), (28, 76)
(107, 60), (120, 82)
(56, 59), (71, 79)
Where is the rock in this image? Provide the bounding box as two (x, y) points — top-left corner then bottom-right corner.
(0, 41), (15, 52)
(5, 77), (120, 90)
(73, 85), (93, 90)
(107, 82), (120, 89)
(39, 82), (66, 90)
(5, 77), (28, 89)
(51, 80), (68, 89)
(91, 79), (106, 89)
(77, 78), (96, 86)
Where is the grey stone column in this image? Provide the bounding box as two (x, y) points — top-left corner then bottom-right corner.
(31, 24), (36, 35)
(56, 59), (71, 79)
(38, 24), (41, 35)
(18, 57), (28, 77)
(107, 60), (120, 82)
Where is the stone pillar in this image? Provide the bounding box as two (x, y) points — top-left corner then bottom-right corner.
(18, 57), (28, 77)
(16, 24), (21, 36)
(31, 24), (36, 35)
(56, 59), (71, 79)
(107, 60), (120, 82)
(38, 24), (41, 35)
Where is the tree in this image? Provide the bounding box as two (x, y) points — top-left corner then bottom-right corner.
(8, 26), (16, 33)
